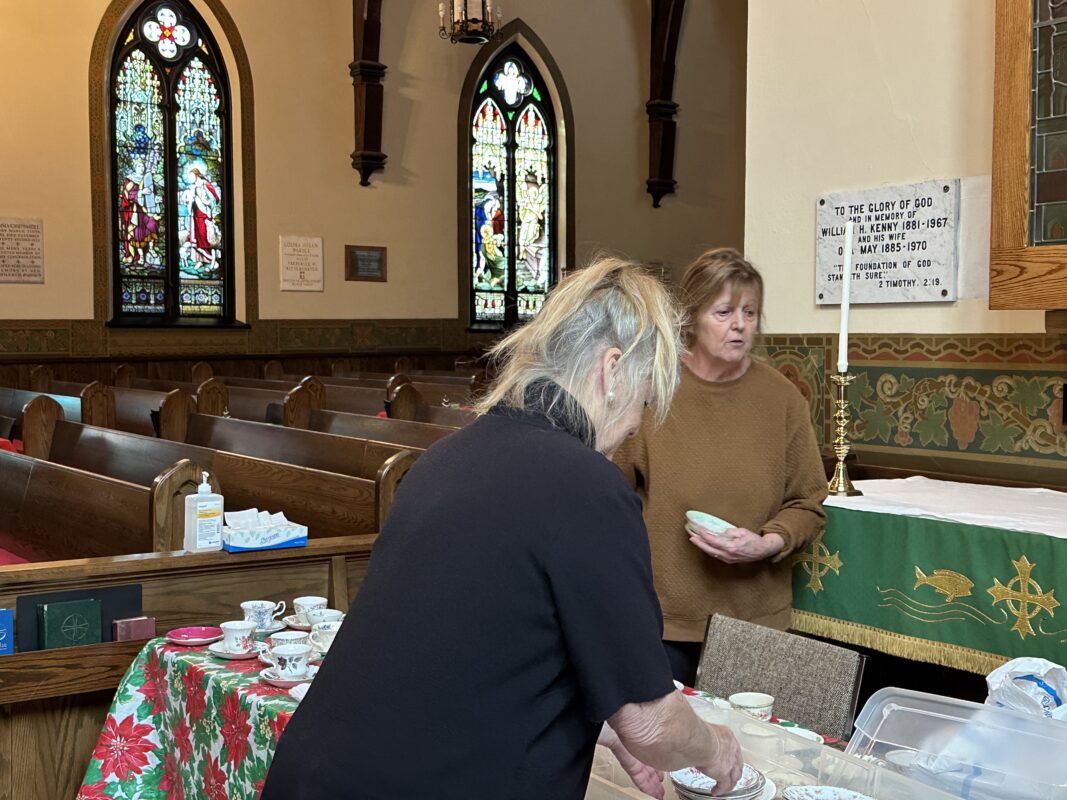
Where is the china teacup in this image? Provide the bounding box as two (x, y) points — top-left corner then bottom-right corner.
(241, 600), (286, 630)
(262, 643), (313, 679)
(293, 595), (328, 625)
(220, 620), (257, 654)
(267, 630), (309, 649)
(310, 620), (342, 653)
(305, 608), (344, 626)
(729, 691), (775, 721)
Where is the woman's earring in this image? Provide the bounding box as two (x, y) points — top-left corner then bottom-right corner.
(606, 390), (616, 406)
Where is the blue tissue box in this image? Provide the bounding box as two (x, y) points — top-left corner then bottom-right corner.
(0, 608), (13, 655)
(222, 535), (308, 553)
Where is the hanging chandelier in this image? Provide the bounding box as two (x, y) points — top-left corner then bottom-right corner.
(438, 1), (502, 45)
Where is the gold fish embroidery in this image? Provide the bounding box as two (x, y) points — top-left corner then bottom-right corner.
(914, 566), (974, 603)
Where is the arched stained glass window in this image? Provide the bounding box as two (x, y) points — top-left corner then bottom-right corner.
(469, 45), (556, 327)
(110, 1), (233, 324)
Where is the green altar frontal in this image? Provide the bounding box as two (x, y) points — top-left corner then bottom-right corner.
(790, 506), (1066, 675)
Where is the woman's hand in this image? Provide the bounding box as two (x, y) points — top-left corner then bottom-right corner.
(685, 522), (784, 564)
(598, 723), (665, 799)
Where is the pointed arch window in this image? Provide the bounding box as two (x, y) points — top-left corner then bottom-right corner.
(469, 44), (557, 328)
(109, 1), (234, 324)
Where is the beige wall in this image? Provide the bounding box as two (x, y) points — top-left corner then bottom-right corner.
(745, 0), (1043, 334)
(0, 0), (746, 322)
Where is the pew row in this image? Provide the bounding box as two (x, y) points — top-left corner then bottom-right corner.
(278, 404), (458, 450)
(30, 418), (414, 547)
(0, 449), (200, 560)
(0, 535), (375, 800)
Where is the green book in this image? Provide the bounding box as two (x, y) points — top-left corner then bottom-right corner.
(36, 599), (102, 650)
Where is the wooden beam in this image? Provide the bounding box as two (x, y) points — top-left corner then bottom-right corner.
(647, 0), (686, 207)
(351, 0), (387, 186)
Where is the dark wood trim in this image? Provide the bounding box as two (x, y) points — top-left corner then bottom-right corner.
(456, 18), (576, 327)
(351, 0), (387, 185)
(647, 0), (687, 208)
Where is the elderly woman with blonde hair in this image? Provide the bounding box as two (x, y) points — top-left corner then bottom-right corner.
(263, 258), (742, 800)
(615, 248), (827, 686)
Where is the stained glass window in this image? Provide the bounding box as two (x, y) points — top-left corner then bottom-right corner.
(469, 45), (556, 327)
(1030, 1), (1067, 244)
(110, 1), (232, 323)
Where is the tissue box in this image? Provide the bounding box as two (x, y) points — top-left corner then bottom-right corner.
(221, 508), (308, 553)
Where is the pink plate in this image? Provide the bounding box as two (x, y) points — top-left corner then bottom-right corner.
(165, 626), (223, 646)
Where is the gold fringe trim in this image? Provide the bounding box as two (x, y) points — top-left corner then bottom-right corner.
(791, 610), (1010, 676)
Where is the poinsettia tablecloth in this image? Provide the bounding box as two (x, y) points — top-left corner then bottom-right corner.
(78, 638), (297, 800)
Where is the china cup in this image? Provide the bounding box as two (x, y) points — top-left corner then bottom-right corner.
(293, 596), (328, 625)
(305, 608), (344, 626)
(267, 630), (309, 649)
(310, 620), (342, 653)
(219, 620), (257, 654)
(241, 599), (286, 630)
(262, 643), (313, 679)
(729, 691), (775, 721)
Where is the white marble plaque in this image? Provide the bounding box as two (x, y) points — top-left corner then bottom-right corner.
(0, 217), (44, 284)
(279, 235), (323, 291)
(815, 179), (959, 304)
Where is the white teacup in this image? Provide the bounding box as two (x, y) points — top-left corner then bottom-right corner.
(310, 620), (342, 653)
(305, 608), (344, 626)
(293, 595), (328, 625)
(266, 630), (309, 650)
(262, 643), (313, 679)
(220, 620), (257, 654)
(729, 691), (775, 721)
(241, 599), (286, 630)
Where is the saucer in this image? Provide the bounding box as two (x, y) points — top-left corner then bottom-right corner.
(165, 626), (223, 646)
(207, 641), (260, 660)
(685, 510), (735, 536)
(281, 614), (311, 632)
(782, 726), (825, 745)
(250, 619), (286, 636)
(670, 763), (763, 797)
(260, 665), (318, 688)
(782, 789), (874, 800)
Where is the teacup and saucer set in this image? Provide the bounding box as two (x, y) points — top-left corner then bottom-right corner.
(281, 596), (345, 632)
(259, 641), (318, 688)
(242, 599), (287, 636)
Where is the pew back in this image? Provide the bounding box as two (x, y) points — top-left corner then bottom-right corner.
(296, 406), (457, 450)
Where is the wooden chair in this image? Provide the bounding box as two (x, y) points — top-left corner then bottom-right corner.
(696, 613), (866, 740)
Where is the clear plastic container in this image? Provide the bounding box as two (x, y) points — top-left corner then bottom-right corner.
(846, 687), (1067, 799)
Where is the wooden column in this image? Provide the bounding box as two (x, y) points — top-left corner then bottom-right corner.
(351, 0), (387, 186)
(647, 0), (686, 208)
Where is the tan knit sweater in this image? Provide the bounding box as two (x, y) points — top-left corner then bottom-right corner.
(614, 361), (827, 641)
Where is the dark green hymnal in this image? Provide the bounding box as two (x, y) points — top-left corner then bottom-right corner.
(37, 598), (102, 650)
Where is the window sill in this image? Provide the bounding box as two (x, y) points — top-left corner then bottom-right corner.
(106, 318), (250, 330)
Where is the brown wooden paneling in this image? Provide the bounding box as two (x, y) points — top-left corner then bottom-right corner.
(991, 0), (1031, 251)
(989, 245), (1067, 308)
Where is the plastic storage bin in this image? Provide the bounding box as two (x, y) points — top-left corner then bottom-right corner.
(846, 687), (1067, 799)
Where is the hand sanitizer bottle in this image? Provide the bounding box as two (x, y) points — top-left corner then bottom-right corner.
(184, 471), (224, 553)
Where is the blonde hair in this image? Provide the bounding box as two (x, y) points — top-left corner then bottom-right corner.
(476, 258), (683, 446)
(679, 248), (764, 347)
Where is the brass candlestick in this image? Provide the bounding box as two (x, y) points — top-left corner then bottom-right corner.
(828, 372), (863, 497)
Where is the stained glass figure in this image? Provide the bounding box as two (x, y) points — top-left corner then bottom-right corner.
(469, 46), (557, 326)
(109, 0), (231, 323)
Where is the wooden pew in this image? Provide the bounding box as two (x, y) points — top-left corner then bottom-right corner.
(26, 367), (116, 428)
(0, 535), (374, 800)
(0, 390), (73, 458)
(120, 373), (311, 427)
(36, 418), (410, 545)
(286, 405), (458, 450)
(0, 414), (13, 440)
(0, 449), (197, 560)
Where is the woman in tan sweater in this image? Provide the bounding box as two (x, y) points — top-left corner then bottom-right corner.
(615, 248), (827, 685)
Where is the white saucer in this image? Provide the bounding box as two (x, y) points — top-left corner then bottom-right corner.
(260, 665), (318, 688)
(281, 614), (311, 631)
(254, 620), (286, 635)
(783, 726), (826, 745)
(207, 641), (260, 660)
(783, 788), (873, 800)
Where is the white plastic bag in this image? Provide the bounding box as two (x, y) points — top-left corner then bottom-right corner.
(986, 657), (1067, 720)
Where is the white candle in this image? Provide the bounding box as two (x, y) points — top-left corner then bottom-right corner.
(439, 2), (446, 26)
(837, 220), (854, 373)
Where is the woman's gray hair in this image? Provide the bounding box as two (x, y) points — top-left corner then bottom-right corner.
(475, 257), (683, 445)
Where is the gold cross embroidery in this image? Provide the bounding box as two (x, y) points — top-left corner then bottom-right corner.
(793, 534), (843, 595)
(988, 556), (1059, 639)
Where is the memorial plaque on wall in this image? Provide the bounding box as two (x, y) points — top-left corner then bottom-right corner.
(279, 235), (324, 291)
(0, 217), (44, 284)
(815, 179), (959, 304)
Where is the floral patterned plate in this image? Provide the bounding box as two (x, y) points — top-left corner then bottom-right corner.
(782, 788), (874, 800)
(670, 763), (763, 797)
(165, 626), (223, 646)
(260, 665), (318, 689)
(206, 641), (260, 660)
(280, 614), (311, 632)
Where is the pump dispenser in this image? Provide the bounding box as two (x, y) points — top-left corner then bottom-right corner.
(183, 471), (224, 552)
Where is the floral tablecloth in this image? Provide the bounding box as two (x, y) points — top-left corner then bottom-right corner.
(78, 638), (297, 800)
